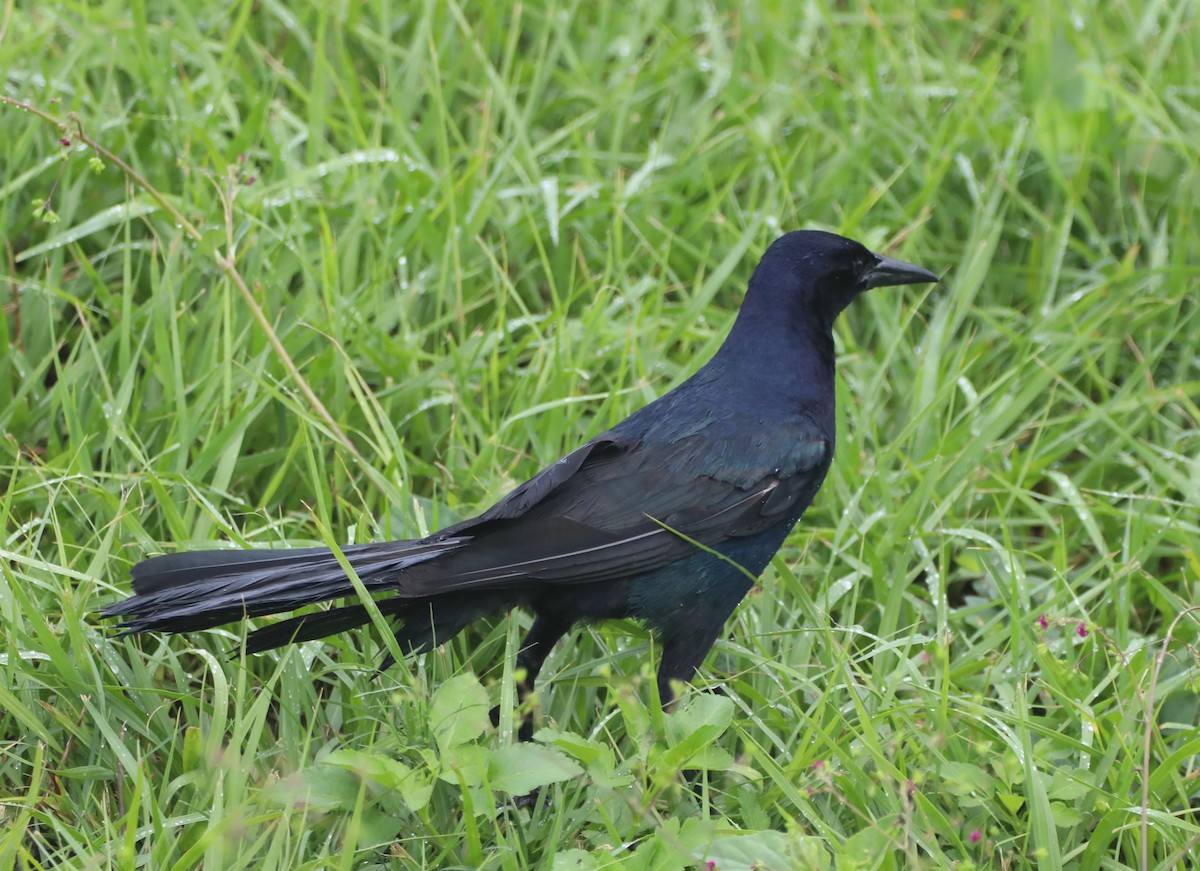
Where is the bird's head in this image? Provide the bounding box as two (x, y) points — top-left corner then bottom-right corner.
(748, 230), (939, 325)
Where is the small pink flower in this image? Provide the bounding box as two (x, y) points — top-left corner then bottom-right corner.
(706, 863), (716, 870)
(1036, 614), (1048, 630)
(906, 779), (916, 796)
(969, 829), (982, 844)
(1076, 622), (1088, 638)
(812, 759), (825, 770)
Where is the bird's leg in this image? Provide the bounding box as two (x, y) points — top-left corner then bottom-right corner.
(656, 625), (726, 710)
(491, 613), (570, 742)
(514, 614), (571, 741)
(656, 624), (734, 812)
(654, 582), (748, 709)
(654, 585), (750, 808)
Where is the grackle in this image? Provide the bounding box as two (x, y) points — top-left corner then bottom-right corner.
(104, 231), (937, 727)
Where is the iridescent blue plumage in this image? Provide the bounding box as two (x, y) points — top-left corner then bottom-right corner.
(104, 230), (937, 715)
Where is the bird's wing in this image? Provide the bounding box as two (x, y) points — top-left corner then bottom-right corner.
(437, 436), (627, 532)
(398, 420), (830, 594)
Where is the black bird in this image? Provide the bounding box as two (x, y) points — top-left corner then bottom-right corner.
(104, 231), (937, 723)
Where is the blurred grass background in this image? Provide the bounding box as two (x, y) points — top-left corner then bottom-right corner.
(2, 1), (1198, 867)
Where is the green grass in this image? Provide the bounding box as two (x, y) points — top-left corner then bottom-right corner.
(2, 0), (1198, 867)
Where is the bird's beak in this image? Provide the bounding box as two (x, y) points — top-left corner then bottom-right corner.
(862, 253), (940, 290)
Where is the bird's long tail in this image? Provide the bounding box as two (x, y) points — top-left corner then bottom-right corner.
(101, 537), (475, 653)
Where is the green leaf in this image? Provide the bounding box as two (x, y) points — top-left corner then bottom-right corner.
(792, 836), (834, 871)
(489, 744), (583, 796)
(439, 743), (490, 789)
(939, 761), (997, 803)
(998, 792), (1026, 815)
(667, 692), (735, 742)
(182, 726), (201, 772)
(705, 830), (797, 871)
(16, 198), (160, 262)
(429, 673), (491, 752)
(323, 748), (434, 812)
(1046, 768), (1091, 801)
(682, 745), (735, 772)
(355, 807), (402, 849)
(660, 693), (735, 769)
(537, 728), (632, 788)
(836, 824), (893, 871)
(552, 850), (603, 871)
(1049, 801), (1086, 828)
(536, 727), (609, 767)
(272, 764), (360, 812)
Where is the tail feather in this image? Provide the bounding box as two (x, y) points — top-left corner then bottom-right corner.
(243, 599), (414, 654)
(129, 546), (342, 592)
(242, 598), (445, 660)
(103, 537), (469, 635)
(242, 589), (517, 666)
